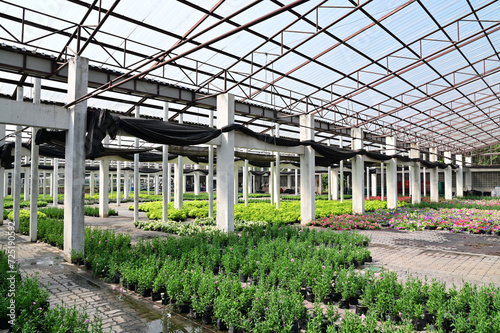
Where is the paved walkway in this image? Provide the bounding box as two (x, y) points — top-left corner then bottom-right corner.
(1, 203), (500, 332)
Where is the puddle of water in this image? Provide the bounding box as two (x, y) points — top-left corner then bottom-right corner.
(365, 266), (383, 272)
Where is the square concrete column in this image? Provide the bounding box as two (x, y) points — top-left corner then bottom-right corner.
(386, 137), (398, 209)
(110, 173), (114, 196)
(52, 158), (59, 206)
(216, 93), (235, 232)
(89, 162), (95, 196)
(24, 169), (30, 202)
(208, 110), (214, 218)
(234, 166), (239, 204)
(183, 173), (187, 194)
(300, 114), (315, 224)
(380, 163), (385, 200)
(465, 156), (472, 191)
(294, 169), (298, 195)
(410, 143), (421, 204)
(444, 151), (453, 200)
(366, 166), (370, 200)
(194, 165), (200, 195)
(332, 168), (339, 201)
(456, 154), (463, 197)
(269, 162), (275, 205)
(13, 86), (23, 232)
(42, 158), (47, 199)
(99, 159), (110, 217)
(274, 125), (281, 208)
(162, 102), (169, 220)
(422, 154), (426, 197)
(116, 161), (122, 206)
(154, 174), (160, 195)
(243, 159), (249, 206)
(429, 147), (439, 202)
(30, 78), (41, 241)
(174, 161), (183, 209)
(133, 106), (140, 221)
(63, 56), (88, 261)
(351, 128), (364, 214)
(371, 171), (377, 197)
(402, 167), (405, 196)
(339, 137), (345, 203)
(123, 171), (129, 200)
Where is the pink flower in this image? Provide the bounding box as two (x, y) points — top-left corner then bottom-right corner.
(291, 259), (294, 262)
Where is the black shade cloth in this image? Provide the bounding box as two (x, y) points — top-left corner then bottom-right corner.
(119, 118), (221, 146)
(184, 169), (209, 175)
(223, 124), (301, 147)
(0, 142), (14, 169)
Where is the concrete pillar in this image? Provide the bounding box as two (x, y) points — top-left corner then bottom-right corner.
(134, 106), (140, 221)
(339, 137), (345, 203)
(402, 166), (405, 196)
(465, 156), (472, 192)
(332, 167), (339, 201)
(366, 166), (370, 200)
(287, 171), (292, 190)
(371, 171), (377, 197)
(147, 163), (151, 195)
(294, 169), (298, 195)
(456, 154), (463, 197)
(269, 162), (275, 205)
(174, 114), (184, 209)
(274, 125), (281, 208)
(208, 110), (214, 218)
(63, 56), (88, 260)
(429, 147), (439, 202)
(124, 171), (129, 200)
(386, 137), (398, 209)
(162, 103), (169, 220)
(444, 151), (453, 200)
(243, 159), (249, 206)
(116, 147), (122, 206)
(380, 163), (385, 200)
(99, 159), (110, 217)
(42, 157), (47, 199)
(351, 128), (364, 214)
(410, 143), (421, 204)
(52, 158), (58, 206)
(216, 93), (235, 232)
(110, 173), (114, 196)
(29, 78), (41, 241)
(422, 154), (426, 197)
(194, 164), (200, 195)
(183, 174), (186, 194)
(89, 167), (95, 196)
(234, 166), (239, 204)
(13, 86), (23, 232)
(300, 114), (315, 224)
(24, 169), (30, 202)
(167, 164), (172, 203)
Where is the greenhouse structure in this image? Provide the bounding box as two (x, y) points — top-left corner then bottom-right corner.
(0, 1), (499, 332)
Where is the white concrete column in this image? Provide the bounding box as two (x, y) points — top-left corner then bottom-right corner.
(465, 156), (472, 192)
(300, 114), (315, 224)
(269, 162), (275, 205)
(24, 169), (30, 202)
(167, 164), (172, 203)
(371, 170), (377, 197)
(386, 137), (398, 209)
(216, 93), (235, 232)
(243, 159), (249, 206)
(422, 154), (426, 197)
(174, 114), (184, 209)
(13, 86), (23, 232)
(154, 174), (160, 195)
(234, 166), (239, 204)
(89, 164), (95, 196)
(366, 166), (370, 200)
(123, 171), (129, 200)
(274, 125), (281, 208)
(380, 163), (385, 200)
(42, 158), (47, 199)
(456, 154), (463, 197)
(116, 147), (122, 206)
(162, 103), (169, 220)
(402, 166), (405, 196)
(410, 143), (421, 204)
(444, 151), (453, 200)
(194, 165), (200, 195)
(208, 110), (214, 218)
(327, 140), (332, 200)
(99, 159), (110, 217)
(183, 174), (187, 194)
(332, 167), (339, 201)
(110, 173), (114, 196)
(286, 170), (292, 190)
(351, 128), (364, 214)
(63, 56), (88, 260)
(294, 169), (298, 195)
(339, 137), (345, 203)
(147, 163), (151, 195)
(52, 158), (58, 206)
(134, 106), (140, 221)
(29, 78), (41, 241)
(429, 147), (439, 202)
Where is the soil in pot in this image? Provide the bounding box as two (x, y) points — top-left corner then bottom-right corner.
(298, 318), (308, 330)
(355, 305), (368, 315)
(413, 318), (427, 331)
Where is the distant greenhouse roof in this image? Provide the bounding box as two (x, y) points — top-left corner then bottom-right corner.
(0, 0), (499, 156)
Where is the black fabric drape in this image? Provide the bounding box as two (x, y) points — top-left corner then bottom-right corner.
(223, 124), (301, 147)
(118, 118), (221, 146)
(0, 143), (14, 169)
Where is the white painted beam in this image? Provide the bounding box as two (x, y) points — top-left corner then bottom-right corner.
(0, 99), (69, 130)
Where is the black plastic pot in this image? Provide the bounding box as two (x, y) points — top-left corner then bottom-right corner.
(348, 297), (358, 305)
(423, 312), (435, 324)
(239, 274), (248, 283)
(387, 314), (402, 324)
(305, 291), (315, 302)
(151, 292), (162, 302)
(228, 326), (244, 333)
(413, 318), (427, 331)
(290, 320), (299, 333)
(298, 318), (308, 330)
(331, 292), (341, 302)
(112, 274), (120, 284)
(176, 303), (190, 314)
(0, 318), (11, 329)
(189, 308), (201, 319)
(141, 288), (152, 298)
(202, 313), (212, 325)
(217, 319), (228, 331)
(355, 305), (368, 315)
(365, 256), (373, 263)
(339, 299), (350, 309)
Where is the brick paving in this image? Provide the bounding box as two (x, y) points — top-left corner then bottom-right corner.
(1, 203), (500, 332)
